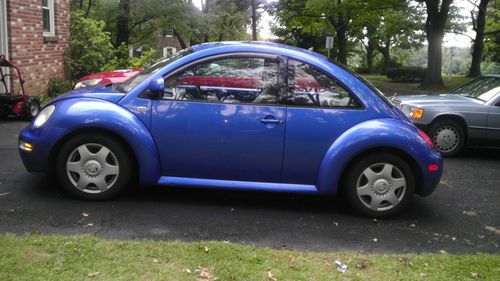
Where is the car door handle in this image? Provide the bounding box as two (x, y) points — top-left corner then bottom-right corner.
(260, 118), (284, 125)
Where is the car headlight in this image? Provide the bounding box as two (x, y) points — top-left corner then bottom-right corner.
(74, 78), (103, 89)
(33, 105), (55, 128)
(410, 107), (424, 119)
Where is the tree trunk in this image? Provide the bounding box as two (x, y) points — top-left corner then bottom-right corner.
(468, 0), (489, 77)
(174, 29), (187, 49)
(336, 0), (347, 65)
(381, 42), (390, 74)
(251, 0), (257, 40)
(202, 0), (210, 42)
(115, 0), (131, 50)
(420, 0), (453, 89)
(366, 44), (374, 73)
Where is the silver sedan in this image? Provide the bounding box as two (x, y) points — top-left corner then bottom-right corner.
(393, 75), (500, 156)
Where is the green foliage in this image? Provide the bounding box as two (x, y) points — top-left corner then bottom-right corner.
(103, 44), (157, 70)
(68, 10), (114, 80)
(386, 67), (426, 82)
(47, 77), (73, 97)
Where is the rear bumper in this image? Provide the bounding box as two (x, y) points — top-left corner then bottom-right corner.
(18, 125), (70, 176)
(417, 148), (443, 196)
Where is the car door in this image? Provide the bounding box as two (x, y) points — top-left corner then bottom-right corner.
(281, 59), (368, 184)
(486, 93), (500, 143)
(151, 55), (286, 182)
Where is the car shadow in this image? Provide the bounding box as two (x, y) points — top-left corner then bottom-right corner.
(456, 146), (500, 160)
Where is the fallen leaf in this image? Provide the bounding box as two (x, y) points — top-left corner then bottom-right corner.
(87, 272), (99, 277)
(196, 266), (218, 280)
(463, 210), (478, 217)
(267, 271), (277, 281)
(439, 180), (449, 186)
(332, 221), (339, 226)
(409, 224), (416, 228)
(372, 238), (378, 242)
(335, 260), (348, 273)
(84, 223), (94, 227)
(204, 246), (209, 253)
(397, 257), (413, 267)
(355, 259), (369, 270)
(485, 226), (500, 235)
(451, 237), (456, 241)
(222, 240), (230, 244)
(8, 209), (14, 213)
(0, 192), (10, 197)
(439, 250), (447, 254)
(185, 268), (192, 273)
(230, 208), (235, 211)
(82, 212), (89, 217)
(152, 258), (159, 263)
(470, 272), (479, 278)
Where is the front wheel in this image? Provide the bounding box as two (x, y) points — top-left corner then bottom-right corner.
(427, 120), (465, 157)
(344, 153), (415, 217)
(56, 134), (132, 200)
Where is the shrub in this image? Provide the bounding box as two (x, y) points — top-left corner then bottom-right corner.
(355, 67), (372, 74)
(47, 77), (73, 97)
(68, 11), (114, 80)
(386, 66), (426, 82)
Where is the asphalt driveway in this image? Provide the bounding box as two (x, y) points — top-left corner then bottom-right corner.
(1, 120), (499, 254)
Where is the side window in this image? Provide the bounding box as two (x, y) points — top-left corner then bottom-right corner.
(164, 57), (279, 105)
(285, 59), (359, 108)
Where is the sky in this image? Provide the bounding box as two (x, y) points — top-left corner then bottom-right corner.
(195, 0), (476, 48)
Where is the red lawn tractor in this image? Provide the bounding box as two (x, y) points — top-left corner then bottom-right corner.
(0, 54), (40, 119)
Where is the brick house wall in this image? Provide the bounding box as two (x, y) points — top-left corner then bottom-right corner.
(5, 0), (70, 96)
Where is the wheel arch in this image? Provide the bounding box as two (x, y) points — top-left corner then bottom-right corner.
(316, 118), (441, 196)
(429, 114), (469, 140)
(48, 127), (139, 182)
(337, 147), (424, 197)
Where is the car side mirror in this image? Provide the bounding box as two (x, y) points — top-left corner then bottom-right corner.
(148, 76), (165, 99)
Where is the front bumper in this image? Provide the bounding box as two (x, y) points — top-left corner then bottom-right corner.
(18, 125), (70, 176)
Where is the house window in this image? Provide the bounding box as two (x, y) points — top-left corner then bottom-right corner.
(165, 26), (174, 37)
(42, 0), (55, 37)
(163, 47), (176, 58)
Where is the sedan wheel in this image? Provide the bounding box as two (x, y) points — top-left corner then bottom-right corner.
(428, 120), (464, 157)
(344, 153), (415, 217)
(57, 134), (132, 200)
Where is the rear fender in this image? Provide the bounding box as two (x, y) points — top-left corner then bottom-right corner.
(47, 98), (160, 184)
(316, 118), (441, 194)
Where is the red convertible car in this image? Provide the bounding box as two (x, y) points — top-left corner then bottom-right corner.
(74, 68), (142, 89)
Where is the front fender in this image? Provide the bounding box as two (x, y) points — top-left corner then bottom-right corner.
(317, 118), (442, 195)
(45, 98), (160, 184)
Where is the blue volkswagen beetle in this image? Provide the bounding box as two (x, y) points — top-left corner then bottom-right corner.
(19, 42), (442, 216)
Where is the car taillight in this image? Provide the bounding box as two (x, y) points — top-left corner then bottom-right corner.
(418, 129), (434, 149)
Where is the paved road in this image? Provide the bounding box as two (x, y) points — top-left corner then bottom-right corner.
(1, 120), (499, 254)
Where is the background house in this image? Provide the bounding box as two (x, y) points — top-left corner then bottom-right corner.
(0, 0), (70, 96)
(130, 25), (182, 60)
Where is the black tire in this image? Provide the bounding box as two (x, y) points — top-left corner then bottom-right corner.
(23, 96), (41, 120)
(56, 134), (132, 200)
(427, 119), (465, 157)
(343, 153), (415, 217)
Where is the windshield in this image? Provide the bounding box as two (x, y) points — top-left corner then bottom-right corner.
(120, 48), (194, 92)
(450, 76), (500, 102)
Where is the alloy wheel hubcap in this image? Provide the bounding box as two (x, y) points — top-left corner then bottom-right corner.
(356, 163), (406, 211)
(434, 126), (459, 152)
(66, 143), (119, 194)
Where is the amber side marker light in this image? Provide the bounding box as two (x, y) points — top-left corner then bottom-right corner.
(19, 141), (33, 152)
(410, 108), (424, 119)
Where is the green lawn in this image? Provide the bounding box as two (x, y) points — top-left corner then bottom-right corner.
(363, 75), (474, 95)
(0, 234), (498, 281)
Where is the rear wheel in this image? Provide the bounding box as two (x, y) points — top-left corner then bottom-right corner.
(344, 153), (415, 217)
(24, 96), (41, 120)
(56, 134), (132, 200)
(427, 119), (464, 157)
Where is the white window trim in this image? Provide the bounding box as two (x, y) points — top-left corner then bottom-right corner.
(165, 26), (173, 37)
(42, 0), (55, 37)
(163, 47), (176, 57)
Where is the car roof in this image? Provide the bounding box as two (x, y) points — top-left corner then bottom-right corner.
(191, 41), (329, 62)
